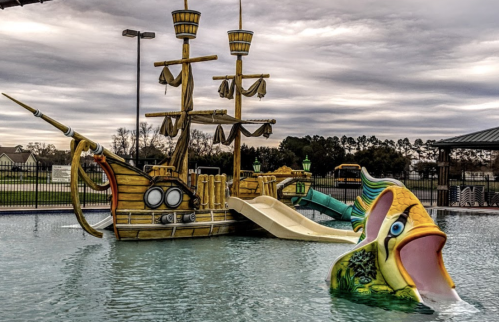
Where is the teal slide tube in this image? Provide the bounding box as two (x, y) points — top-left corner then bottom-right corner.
(292, 189), (352, 221)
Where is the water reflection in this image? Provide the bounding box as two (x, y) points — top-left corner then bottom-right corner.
(0, 211), (497, 321)
(330, 289), (434, 314)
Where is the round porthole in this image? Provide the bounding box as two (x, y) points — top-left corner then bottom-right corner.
(144, 187), (164, 209)
(164, 187), (183, 209)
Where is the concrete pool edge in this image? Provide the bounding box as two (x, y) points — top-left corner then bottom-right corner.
(1, 205), (498, 216)
(427, 206), (499, 214)
(0, 206), (109, 215)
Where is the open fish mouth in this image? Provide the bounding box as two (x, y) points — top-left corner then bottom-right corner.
(396, 229), (461, 301)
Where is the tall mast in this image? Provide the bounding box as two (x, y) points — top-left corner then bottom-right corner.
(213, 0), (270, 197)
(153, 0), (217, 182)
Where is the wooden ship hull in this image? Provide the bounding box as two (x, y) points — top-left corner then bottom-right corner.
(96, 155), (258, 240)
(238, 167), (313, 208)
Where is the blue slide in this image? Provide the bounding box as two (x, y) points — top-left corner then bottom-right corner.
(291, 188), (352, 221)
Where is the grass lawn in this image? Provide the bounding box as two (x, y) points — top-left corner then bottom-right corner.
(0, 191), (109, 206)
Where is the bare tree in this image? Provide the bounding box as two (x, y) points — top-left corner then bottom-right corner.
(111, 128), (131, 156)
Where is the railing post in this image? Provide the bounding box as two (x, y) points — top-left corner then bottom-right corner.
(430, 173), (434, 206)
(343, 174), (347, 204)
(35, 161), (39, 208)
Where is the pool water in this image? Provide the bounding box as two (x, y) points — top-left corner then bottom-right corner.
(0, 210), (497, 321)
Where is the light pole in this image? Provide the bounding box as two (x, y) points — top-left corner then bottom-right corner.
(122, 29), (155, 168)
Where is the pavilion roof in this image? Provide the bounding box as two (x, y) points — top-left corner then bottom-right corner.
(0, 0), (51, 9)
(433, 126), (499, 150)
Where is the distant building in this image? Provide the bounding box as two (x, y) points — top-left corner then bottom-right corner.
(0, 146), (37, 170)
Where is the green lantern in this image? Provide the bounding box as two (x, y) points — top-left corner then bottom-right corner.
(253, 158), (261, 173)
(302, 155), (311, 172)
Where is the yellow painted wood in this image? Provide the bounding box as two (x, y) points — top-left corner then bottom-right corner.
(197, 174), (206, 210)
(128, 214), (152, 220)
(118, 193), (144, 201)
(174, 228), (195, 237)
(70, 140), (103, 238)
(153, 55), (218, 67)
(232, 57), (243, 197)
(212, 74), (270, 80)
(131, 219), (153, 225)
(70, 139), (110, 191)
(118, 185), (148, 193)
(214, 174), (221, 210)
(116, 175), (150, 185)
(271, 176), (277, 198)
(138, 229), (174, 239)
(257, 176), (264, 196)
(117, 201), (146, 209)
(110, 164), (142, 175)
(119, 230), (139, 239)
(203, 175), (209, 210)
(208, 175), (215, 209)
(221, 174), (227, 209)
(194, 215), (213, 222)
(192, 227), (211, 236)
(145, 109), (227, 118)
(150, 165), (176, 176)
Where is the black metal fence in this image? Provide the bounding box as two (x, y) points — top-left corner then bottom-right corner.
(2, 161), (497, 208)
(311, 171), (498, 207)
(0, 162), (110, 208)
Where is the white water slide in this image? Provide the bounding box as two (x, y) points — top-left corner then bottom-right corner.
(62, 216), (113, 230)
(228, 196), (360, 243)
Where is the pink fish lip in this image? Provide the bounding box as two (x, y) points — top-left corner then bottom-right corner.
(393, 227), (459, 300)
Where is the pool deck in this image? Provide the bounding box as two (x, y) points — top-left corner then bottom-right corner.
(1, 205), (499, 215)
(427, 206), (499, 214)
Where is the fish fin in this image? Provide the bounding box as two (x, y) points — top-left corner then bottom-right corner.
(350, 168), (404, 243)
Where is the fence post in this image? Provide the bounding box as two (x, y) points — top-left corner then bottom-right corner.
(430, 173), (434, 206)
(343, 173), (347, 204)
(35, 161), (39, 209)
(487, 174), (490, 205)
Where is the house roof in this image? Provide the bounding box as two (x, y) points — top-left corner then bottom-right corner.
(0, 147), (20, 154)
(433, 126), (499, 150)
(0, 0), (51, 9)
(0, 147), (36, 163)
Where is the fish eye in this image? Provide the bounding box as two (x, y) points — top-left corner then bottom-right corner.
(390, 221), (405, 236)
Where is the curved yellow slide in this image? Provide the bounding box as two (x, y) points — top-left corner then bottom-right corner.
(228, 196), (360, 243)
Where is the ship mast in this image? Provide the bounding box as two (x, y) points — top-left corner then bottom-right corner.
(213, 0), (270, 197)
(152, 0), (218, 182)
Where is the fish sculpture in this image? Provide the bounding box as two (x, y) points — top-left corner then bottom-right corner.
(327, 169), (460, 303)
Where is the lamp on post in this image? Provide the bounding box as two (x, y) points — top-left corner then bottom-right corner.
(302, 155), (311, 172)
(253, 158), (261, 173)
(122, 29), (155, 168)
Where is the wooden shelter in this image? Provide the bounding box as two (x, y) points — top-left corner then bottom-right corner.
(433, 126), (499, 206)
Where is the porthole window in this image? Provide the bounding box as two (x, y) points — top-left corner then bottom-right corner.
(164, 187), (183, 209)
(144, 187), (164, 209)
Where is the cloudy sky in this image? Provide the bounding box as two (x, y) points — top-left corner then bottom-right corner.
(1, 0), (499, 151)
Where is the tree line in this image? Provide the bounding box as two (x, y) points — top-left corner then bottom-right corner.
(14, 122), (497, 178)
(108, 123), (496, 177)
